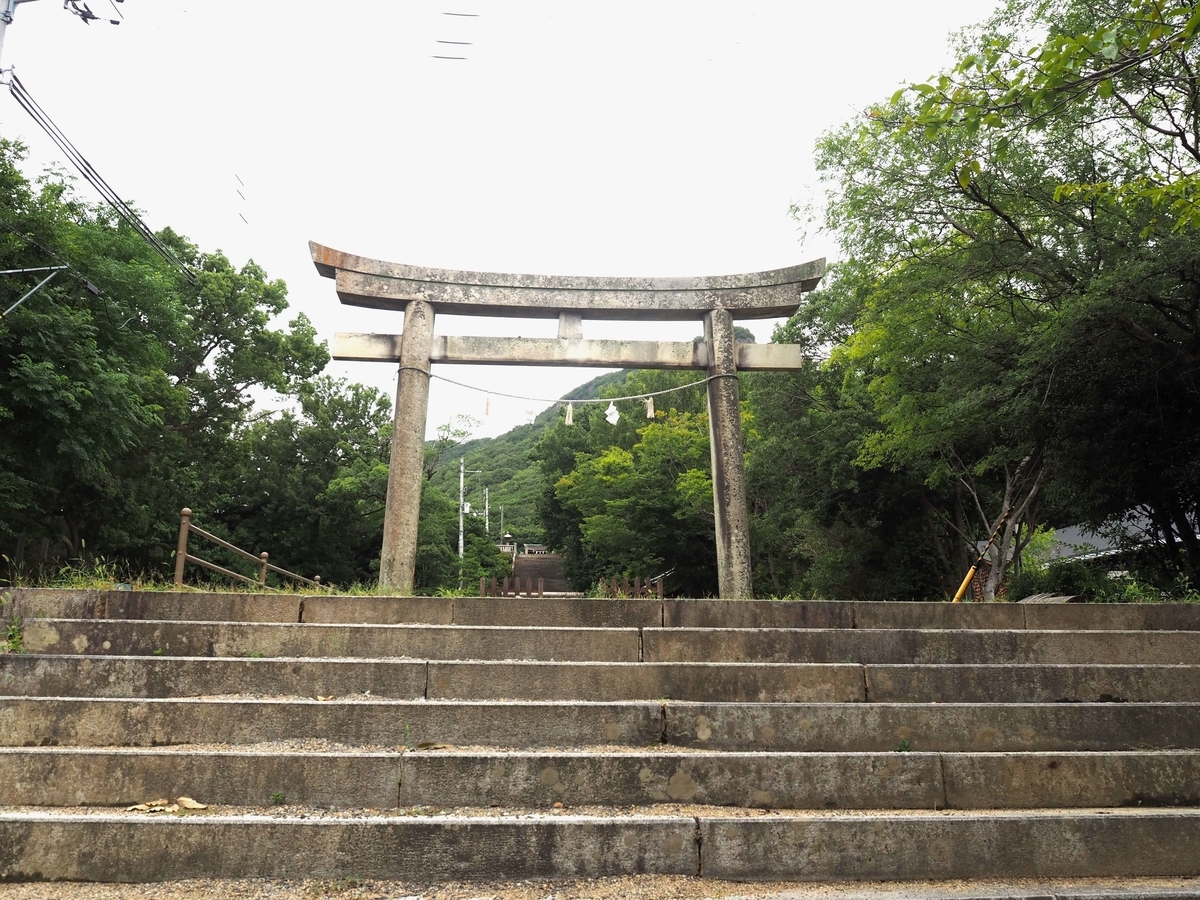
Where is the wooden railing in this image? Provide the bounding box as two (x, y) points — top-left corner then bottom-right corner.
(480, 576), (545, 598)
(173, 508), (324, 591)
(596, 576), (664, 599)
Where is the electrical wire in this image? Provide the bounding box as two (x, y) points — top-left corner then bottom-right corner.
(7, 75), (196, 284)
(399, 366), (730, 405)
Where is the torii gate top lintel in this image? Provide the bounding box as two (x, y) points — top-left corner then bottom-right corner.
(310, 241), (826, 321)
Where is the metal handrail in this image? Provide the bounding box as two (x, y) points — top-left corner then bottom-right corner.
(172, 508), (325, 591)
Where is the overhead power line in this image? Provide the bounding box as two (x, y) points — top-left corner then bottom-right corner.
(7, 74), (196, 283)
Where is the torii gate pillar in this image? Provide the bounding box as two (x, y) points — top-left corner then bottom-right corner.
(705, 308), (753, 598)
(379, 300), (435, 593)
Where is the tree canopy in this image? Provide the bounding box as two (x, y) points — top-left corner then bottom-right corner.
(0, 140), (507, 591)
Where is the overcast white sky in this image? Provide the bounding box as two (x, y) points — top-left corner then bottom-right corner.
(1, 1), (998, 438)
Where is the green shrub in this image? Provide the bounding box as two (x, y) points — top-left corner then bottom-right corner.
(1007, 560), (1104, 600)
(1009, 562), (1200, 603)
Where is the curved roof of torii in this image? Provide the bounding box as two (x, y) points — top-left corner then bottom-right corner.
(310, 241), (825, 321)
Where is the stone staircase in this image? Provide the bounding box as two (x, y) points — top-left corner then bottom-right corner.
(512, 551), (573, 593)
(2, 588), (1200, 887)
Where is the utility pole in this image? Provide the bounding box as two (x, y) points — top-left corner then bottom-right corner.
(457, 456), (482, 589)
(484, 487), (489, 534)
(0, 0), (40, 70)
(1, 1), (121, 72)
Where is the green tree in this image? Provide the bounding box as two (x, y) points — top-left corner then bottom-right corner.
(533, 371), (716, 595)
(0, 139), (328, 576)
(902, 0), (1200, 229)
(206, 377), (391, 586)
(809, 0), (1200, 591)
(745, 274), (957, 600)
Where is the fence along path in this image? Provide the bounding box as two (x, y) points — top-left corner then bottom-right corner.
(2, 589), (1200, 888)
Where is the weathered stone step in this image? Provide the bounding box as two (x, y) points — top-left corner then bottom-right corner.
(20, 619), (640, 661)
(4, 653), (1196, 703)
(0, 654), (429, 699)
(645, 627), (1200, 665)
(0, 656), (863, 701)
(864, 663), (1200, 703)
(665, 599), (1200, 632)
(0, 698), (662, 749)
(6, 590), (662, 628)
(397, 749), (1200, 811)
(4, 747), (1197, 811)
(21, 619), (1200, 666)
(11, 588), (1200, 631)
(663, 701), (1200, 753)
(0, 747), (402, 808)
(2, 807), (1198, 882)
(4, 698), (1198, 753)
(695, 808), (1200, 881)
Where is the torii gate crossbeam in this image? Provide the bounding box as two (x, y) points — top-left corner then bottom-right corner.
(310, 242), (824, 598)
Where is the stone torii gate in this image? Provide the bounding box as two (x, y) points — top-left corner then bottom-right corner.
(310, 242), (824, 599)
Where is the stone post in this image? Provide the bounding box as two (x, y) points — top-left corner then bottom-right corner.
(705, 308), (754, 599)
(379, 300), (436, 594)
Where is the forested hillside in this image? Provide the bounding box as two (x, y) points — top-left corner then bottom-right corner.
(425, 371), (627, 550)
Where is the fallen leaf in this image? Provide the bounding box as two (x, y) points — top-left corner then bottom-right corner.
(416, 742), (452, 750)
(125, 801), (170, 812)
(316, 696), (334, 702)
(126, 796), (206, 813)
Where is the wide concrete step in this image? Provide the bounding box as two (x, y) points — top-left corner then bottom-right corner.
(20, 619), (640, 661)
(863, 663), (1200, 703)
(0, 746), (403, 809)
(0, 698), (661, 749)
(21, 619), (1200, 666)
(665, 599), (1200, 632)
(402, 749), (1200, 810)
(4, 654), (1197, 703)
(11, 589), (1200, 631)
(645, 627), (1200, 665)
(4, 747), (1198, 811)
(7, 590), (663, 628)
(0, 656), (862, 701)
(4, 698), (1198, 752)
(2, 807), (1199, 882)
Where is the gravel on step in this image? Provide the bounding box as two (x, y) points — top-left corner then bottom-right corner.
(2, 875), (1200, 900)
